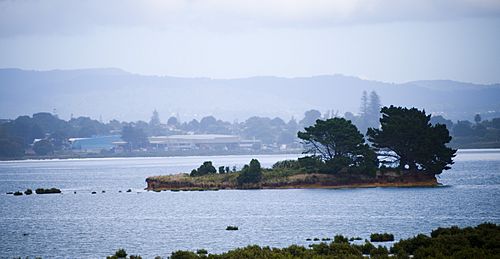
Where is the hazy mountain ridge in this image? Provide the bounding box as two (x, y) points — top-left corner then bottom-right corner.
(1, 68), (499, 122)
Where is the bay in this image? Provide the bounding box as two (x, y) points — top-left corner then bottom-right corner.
(0, 151), (499, 258)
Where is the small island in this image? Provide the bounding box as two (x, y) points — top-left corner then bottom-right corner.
(146, 106), (456, 191)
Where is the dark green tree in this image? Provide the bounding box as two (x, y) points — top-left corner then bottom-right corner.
(33, 139), (54, 155)
(298, 118), (366, 160)
(298, 118), (378, 174)
(237, 159), (262, 186)
(367, 106), (456, 174)
(190, 161), (217, 177)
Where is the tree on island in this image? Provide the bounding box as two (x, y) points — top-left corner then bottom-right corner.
(298, 118), (378, 174)
(190, 161), (217, 177)
(367, 106), (456, 174)
(237, 159), (262, 186)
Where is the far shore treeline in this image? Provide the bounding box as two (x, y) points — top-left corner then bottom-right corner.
(1, 91), (499, 159)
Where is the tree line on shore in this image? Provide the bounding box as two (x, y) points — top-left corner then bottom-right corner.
(1, 90), (498, 158)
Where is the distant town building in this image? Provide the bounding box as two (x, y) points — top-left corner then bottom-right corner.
(69, 135), (122, 152)
(148, 134), (261, 151)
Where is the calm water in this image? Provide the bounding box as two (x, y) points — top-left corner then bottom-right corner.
(0, 151), (499, 258)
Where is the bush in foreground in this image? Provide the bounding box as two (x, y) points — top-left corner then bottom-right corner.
(170, 223), (499, 259)
(370, 232), (395, 242)
(391, 222), (500, 258)
(16, 223), (500, 259)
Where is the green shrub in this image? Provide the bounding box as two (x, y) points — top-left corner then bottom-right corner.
(106, 248), (128, 259)
(391, 223), (500, 257)
(13, 191), (23, 196)
(196, 249), (208, 254)
(298, 156), (323, 173)
(334, 235), (349, 243)
(370, 245), (389, 258)
(24, 189), (33, 195)
(35, 188), (61, 194)
(115, 248), (127, 257)
(226, 226), (238, 231)
(190, 161), (217, 177)
(353, 241), (375, 254)
(370, 232), (394, 242)
(170, 250), (198, 259)
(237, 159), (262, 186)
(391, 234), (432, 255)
(272, 160), (300, 170)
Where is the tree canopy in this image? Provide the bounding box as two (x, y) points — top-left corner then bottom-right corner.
(237, 159), (262, 186)
(367, 106), (456, 174)
(298, 118), (366, 160)
(298, 118), (378, 174)
(190, 161), (217, 177)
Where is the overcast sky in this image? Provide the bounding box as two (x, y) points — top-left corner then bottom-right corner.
(1, 0), (500, 84)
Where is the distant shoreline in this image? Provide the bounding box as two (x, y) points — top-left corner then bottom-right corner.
(2, 148), (498, 162)
(0, 150), (301, 162)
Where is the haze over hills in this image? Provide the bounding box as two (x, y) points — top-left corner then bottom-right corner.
(1, 68), (499, 122)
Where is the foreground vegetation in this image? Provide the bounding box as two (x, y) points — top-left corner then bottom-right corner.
(102, 223), (499, 259)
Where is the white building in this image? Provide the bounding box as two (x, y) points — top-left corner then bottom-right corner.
(148, 134), (260, 151)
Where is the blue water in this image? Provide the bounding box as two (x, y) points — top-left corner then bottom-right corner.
(0, 151), (499, 258)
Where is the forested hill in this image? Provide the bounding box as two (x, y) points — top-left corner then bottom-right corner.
(1, 68), (499, 122)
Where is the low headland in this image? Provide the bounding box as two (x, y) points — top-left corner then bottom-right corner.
(146, 159), (439, 191)
(148, 108), (456, 191)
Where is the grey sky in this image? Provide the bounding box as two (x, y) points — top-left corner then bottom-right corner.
(1, 0), (500, 83)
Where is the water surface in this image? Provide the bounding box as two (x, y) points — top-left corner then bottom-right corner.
(0, 151), (498, 258)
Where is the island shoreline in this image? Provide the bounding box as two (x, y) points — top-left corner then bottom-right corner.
(145, 172), (439, 191)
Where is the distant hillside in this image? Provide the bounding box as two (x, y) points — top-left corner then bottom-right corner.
(1, 68), (499, 122)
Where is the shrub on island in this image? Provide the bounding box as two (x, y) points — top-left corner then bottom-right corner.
(24, 189), (33, 195)
(35, 188), (62, 194)
(236, 159), (262, 187)
(13, 191), (23, 196)
(190, 161), (217, 177)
